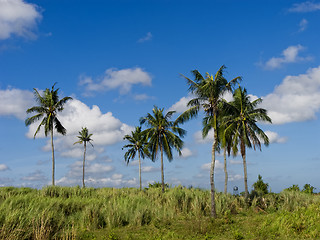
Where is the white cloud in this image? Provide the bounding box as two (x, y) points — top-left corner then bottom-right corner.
(180, 148), (193, 158)
(141, 166), (159, 173)
(56, 160), (115, 186)
(168, 95), (193, 113)
(80, 68), (152, 94)
(229, 159), (242, 165)
(261, 65), (320, 124)
(288, 1), (320, 12)
(133, 94), (154, 101)
(299, 19), (308, 32)
(0, 88), (34, 119)
(263, 45), (312, 70)
(111, 173), (123, 180)
(0, 164), (9, 171)
(138, 32), (152, 43)
(26, 98), (134, 158)
(194, 129), (214, 144)
(201, 160), (223, 171)
(228, 174), (242, 182)
(128, 160), (139, 166)
(265, 131), (287, 144)
(21, 170), (47, 182)
(0, 0), (42, 40)
(56, 173), (137, 188)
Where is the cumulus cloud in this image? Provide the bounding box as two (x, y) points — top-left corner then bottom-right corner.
(180, 148), (193, 158)
(65, 161), (114, 179)
(265, 131), (287, 144)
(0, 0), (42, 40)
(21, 170), (47, 182)
(56, 164), (137, 187)
(201, 160), (223, 171)
(228, 174), (242, 182)
(168, 95), (193, 113)
(53, 160), (135, 188)
(26, 98), (133, 158)
(299, 18), (308, 32)
(261, 65), (320, 124)
(288, 1), (320, 12)
(0, 164), (9, 171)
(141, 166), (159, 173)
(262, 45), (312, 70)
(138, 32), (152, 43)
(0, 87), (34, 119)
(80, 68), (152, 94)
(194, 129), (214, 144)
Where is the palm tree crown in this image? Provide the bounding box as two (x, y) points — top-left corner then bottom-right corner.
(224, 86), (272, 198)
(74, 127), (93, 188)
(123, 126), (150, 190)
(25, 84), (72, 186)
(74, 127), (94, 146)
(140, 106), (186, 192)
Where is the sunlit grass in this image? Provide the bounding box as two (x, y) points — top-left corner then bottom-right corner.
(0, 186), (319, 239)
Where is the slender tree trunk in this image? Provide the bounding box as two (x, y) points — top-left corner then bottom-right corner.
(241, 140), (248, 199)
(243, 153), (248, 199)
(138, 151), (142, 190)
(51, 129), (55, 186)
(210, 130), (217, 218)
(160, 143), (165, 193)
(83, 142), (86, 188)
(224, 146), (228, 194)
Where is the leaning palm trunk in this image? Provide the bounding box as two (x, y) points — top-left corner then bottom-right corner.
(51, 129), (55, 186)
(224, 147), (228, 194)
(138, 151), (142, 190)
(83, 142), (87, 188)
(160, 143), (165, 193)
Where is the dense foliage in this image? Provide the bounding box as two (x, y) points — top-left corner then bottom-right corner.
(0, 186), (320, 239)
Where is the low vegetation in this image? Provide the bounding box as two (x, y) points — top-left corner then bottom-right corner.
(0, 185), (319, 240)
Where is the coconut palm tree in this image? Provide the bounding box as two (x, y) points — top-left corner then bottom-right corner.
(176, 65), (241, 217)
(74, 127), (93, 188)
(25, 84), (72, 186)
(122, 126), (150, 190)
(224, 86), (271, 199)
(140, 106), (186, 193)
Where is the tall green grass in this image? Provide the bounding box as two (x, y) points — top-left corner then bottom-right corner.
(0, 186), (319, 239)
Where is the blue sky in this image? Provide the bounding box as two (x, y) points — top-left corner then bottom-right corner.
(1, 0), (320, 193)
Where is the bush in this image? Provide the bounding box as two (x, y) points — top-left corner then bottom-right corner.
(285, 184), (300, 192)
(302, 184), (316, 194)
(251, 175), (269, 196)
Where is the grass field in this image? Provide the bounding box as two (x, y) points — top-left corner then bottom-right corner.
(0, 186), (319, 239)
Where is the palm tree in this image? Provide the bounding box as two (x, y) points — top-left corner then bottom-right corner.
(25, 84), (72, 186)
(74, 127), (93, 188)
(224, 86), (271, 199)
(140, 106), (186, 193)
(122, 126), (150, 190)
(176, 65), (241, 217)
